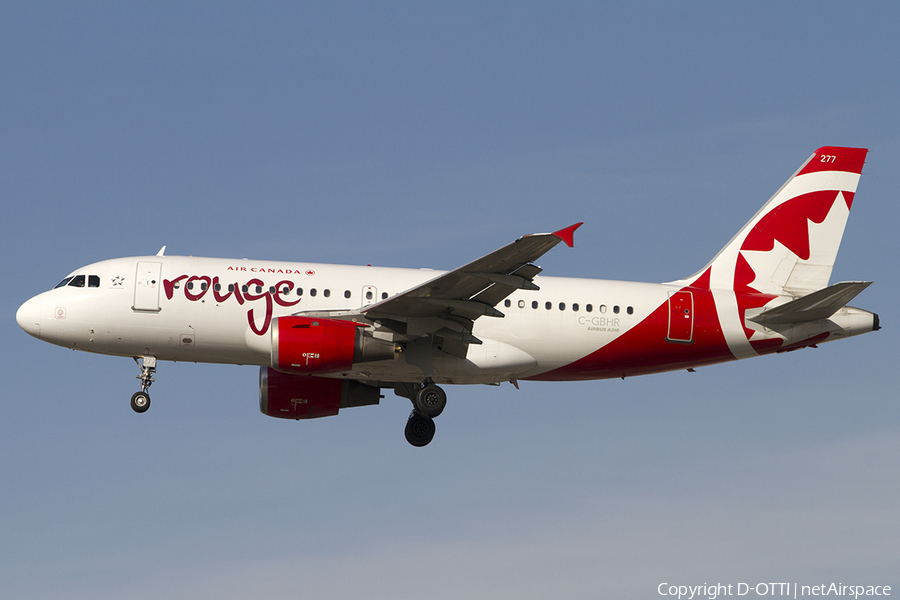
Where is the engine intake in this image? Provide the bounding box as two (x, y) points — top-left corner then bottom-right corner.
(271, 316), (397, 374)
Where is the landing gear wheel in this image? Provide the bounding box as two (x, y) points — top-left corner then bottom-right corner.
(132, 356), (156, 413)
(405, 412), (436, 447)
(415, 383), (446, 419)
(131, 391), (151, 413)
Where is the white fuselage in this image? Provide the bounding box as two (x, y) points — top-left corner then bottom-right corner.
(16, 254), (875, 387)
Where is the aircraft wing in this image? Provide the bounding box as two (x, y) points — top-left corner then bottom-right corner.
(352, 223), (582, 356)
(363, 223), (582, 321)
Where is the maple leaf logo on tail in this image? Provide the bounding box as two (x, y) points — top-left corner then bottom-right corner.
(672, 146), (868, 354)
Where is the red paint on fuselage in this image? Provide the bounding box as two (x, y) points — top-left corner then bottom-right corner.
(530, 268), (734, 380)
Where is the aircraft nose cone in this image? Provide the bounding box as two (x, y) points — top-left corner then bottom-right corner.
(16, 296), (42, 339)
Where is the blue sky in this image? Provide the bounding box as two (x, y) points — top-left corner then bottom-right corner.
(2, 3), (898, 598)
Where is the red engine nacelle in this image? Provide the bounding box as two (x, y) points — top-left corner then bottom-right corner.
(259, 367), (381, 420)
(271, 316), (397, 375)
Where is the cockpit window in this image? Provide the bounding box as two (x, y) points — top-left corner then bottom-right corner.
(53, 274), (99, 289)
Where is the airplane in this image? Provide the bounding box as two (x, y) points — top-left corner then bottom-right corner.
(16, 146), (879, 446)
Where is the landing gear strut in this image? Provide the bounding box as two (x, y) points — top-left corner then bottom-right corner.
(131, 356), (156, 413)
(400, 380), (447, 447)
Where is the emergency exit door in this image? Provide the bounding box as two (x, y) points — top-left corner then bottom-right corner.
(361, 286), (377, 306)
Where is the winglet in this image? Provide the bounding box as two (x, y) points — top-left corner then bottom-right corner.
(552, 222), (583, 248)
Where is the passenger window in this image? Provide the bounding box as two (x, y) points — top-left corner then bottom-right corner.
(187, 281), (194, 290)
(532, 301), (538, 309)
(599, 304), (607, 313)
(518, 299), (525, 308)
(613, 305), (620, 314)
(366, 291), (373, 300)
(68, 275), (86, 288)
(88, 275), (100, 288)
(296, 288), (303, 296)
(572, 303), (579, 312)
(324, 289), (331, 298)
(627, 306), (634, 315)
(382, 292), (388, 299)
(310, 289), (317, 297)
(54, 277), (74, 289)
(504, 299), (511, 308)
(344, 290), (351, 299)
(545, 301), (552, 310)
(241, 285), (248, 293)
(201, 282), (207, 291)
(255, 285), (262, 294)
(586, 304), (593, 312)
(559, 302), (566, 311)
(269, 286), (276, 294)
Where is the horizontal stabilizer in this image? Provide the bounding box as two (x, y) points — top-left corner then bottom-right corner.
(748, 281), (872, 325)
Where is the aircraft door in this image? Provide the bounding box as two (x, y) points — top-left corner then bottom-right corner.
(362, 286), (377, 306)
(134, 262), (162, 312)
(667, 290), (693, 343)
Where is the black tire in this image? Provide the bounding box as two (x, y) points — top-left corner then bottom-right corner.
(414, 384), (447, 419)
(405, 413), (436, 447)
(131, 391), (151, 413)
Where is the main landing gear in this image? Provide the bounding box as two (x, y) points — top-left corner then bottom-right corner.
(131, 356), (156, 413)
(403, 380), (447, 447)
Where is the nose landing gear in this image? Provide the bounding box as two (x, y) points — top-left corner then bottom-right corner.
(131, 356), (156, 413)
(131, 391), (150, 413)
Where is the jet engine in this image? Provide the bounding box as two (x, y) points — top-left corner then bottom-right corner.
(259, 367), (381, 419)
(271, 316), (397, 374)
